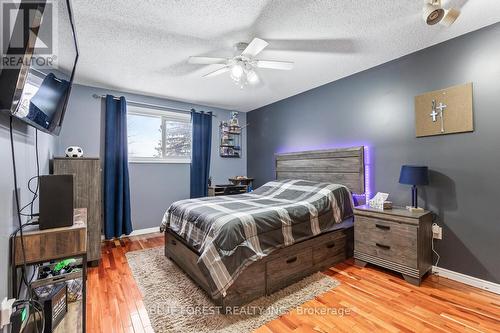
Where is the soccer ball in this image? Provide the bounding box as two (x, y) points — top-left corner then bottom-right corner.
(65, 146), (83, 158)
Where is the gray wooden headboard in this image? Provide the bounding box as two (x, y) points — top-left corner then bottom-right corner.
(275, 146), (365, 194)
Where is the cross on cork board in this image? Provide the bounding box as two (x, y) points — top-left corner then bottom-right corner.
(414, 82), (473, 137)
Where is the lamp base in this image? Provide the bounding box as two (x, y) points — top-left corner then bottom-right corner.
(406, 206), (424, 213)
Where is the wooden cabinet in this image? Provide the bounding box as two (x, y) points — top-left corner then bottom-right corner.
(12, 209), (87, 266)
(53, 157), (102, 264)
(11, 209), (88, 332)
(354, 205), (433, 286)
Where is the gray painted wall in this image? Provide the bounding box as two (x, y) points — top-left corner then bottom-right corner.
(0, 114), (55, 299)
(56, 84), (247, 231)
(247, 23), (500, 284)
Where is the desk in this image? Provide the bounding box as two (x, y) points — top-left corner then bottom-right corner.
(11, 208), (88, 332)
(228, 177), (254, 189)
(208, 185), (247, 196)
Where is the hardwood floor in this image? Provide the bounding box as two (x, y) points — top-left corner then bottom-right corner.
(87, 233), (500, 333)
(87, 234), (163, 333)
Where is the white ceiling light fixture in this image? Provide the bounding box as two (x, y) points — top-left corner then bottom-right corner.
(423, 0), (461, 26)
(230, 61), (244, 81)
(246, 69), (260, 85)
(423, 0), (445, 25)
(188, 37), (294, 88)
(441, 8), (461, 27)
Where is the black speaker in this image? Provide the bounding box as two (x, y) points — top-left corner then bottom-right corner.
(39, 175), (74, 230)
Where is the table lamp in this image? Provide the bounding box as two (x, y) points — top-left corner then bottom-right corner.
(399, 165), (429, 212)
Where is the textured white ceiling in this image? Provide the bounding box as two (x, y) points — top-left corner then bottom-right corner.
(71, 0), (500, 111)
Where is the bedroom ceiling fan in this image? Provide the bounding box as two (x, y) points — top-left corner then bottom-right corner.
(423, 0), (461, 26)
(188, 37), (294, 88)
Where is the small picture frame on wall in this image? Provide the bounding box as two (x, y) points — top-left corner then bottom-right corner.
(414, 82), (473, 137)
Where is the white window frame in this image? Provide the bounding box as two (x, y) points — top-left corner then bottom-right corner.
(127, 105), (191, 164)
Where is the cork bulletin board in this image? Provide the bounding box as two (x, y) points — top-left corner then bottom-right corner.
(414, 82), (474, 137)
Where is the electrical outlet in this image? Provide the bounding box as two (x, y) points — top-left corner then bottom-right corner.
(432, 223), (442, 240)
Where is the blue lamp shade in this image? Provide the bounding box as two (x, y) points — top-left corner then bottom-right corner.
(399, 165), (429, 186)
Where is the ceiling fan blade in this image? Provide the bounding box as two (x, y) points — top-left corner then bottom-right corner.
(202, 66), (229, 78)
(241, 38), (269, 57)
(188, 56), (228, 65)
(255, 60), (294, 70)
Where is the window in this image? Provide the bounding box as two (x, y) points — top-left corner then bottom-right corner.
(127, 105), (191, 163)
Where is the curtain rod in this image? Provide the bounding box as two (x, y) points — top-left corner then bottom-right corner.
(92, 94), (216, 117)
(30, 67), (64, 83)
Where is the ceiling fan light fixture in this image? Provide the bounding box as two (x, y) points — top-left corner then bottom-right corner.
(423, 3), (445, 25)
(440, 8), (461, 27)
(191, 38), (293, 88)
(246, 69), (260, 85)
(230, 62), (244, 80)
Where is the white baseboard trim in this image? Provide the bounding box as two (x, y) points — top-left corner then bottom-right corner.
(101, 227), (161, 240)
(128, 227), (161, 236)
(432, 266), (500, 295)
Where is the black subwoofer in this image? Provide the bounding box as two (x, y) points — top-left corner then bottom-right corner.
(39, 175), (74, 230)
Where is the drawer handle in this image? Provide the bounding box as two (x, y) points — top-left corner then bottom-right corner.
(375, 224), (390, 231)
(326, 241), (336, 249)
(286, 256), (298, 264)
(171, 240), (177, 245)
(376, 243), (391, 250)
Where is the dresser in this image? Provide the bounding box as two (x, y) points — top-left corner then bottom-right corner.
(354, 205), (433, 285)
(53, 157), (102, 265)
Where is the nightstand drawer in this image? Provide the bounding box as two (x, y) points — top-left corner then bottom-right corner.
(355, 216), (417, 245)
(354, 238), (417, 268)
(355, 216), (418, 268)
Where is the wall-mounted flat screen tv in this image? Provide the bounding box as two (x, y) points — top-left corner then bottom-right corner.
(0, 0), (78, 135)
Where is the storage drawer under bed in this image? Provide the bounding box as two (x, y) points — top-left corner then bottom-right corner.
(266, 247), (313, 294)
(313, 232), (347, 268)
(265, 229), (348, 294)
(165, 225), (353, 304)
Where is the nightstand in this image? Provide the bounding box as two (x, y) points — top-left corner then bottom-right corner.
(353, 205), (433, 286)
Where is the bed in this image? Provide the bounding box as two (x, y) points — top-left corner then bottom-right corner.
(161, 146), (365, 309)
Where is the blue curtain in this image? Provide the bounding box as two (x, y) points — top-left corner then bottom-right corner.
(190, 110), (212, 198)
(104, 95), (132, 239)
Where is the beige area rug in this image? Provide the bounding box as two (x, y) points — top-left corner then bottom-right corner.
(126, 247), (340, 333)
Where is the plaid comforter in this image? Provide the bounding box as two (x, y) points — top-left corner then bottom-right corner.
(160, 179), (354, 297)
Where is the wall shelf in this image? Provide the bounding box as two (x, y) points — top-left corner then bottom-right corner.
(219, 122), (241, 158)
